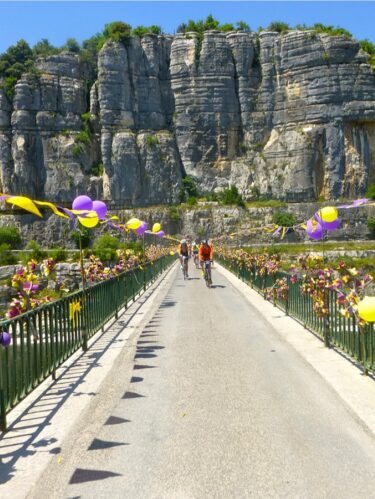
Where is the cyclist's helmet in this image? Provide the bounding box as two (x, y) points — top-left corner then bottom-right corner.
(180, 239), (186, 244)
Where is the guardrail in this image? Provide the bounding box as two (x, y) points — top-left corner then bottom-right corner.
(216, 255), (375, 375)
(0, 255), (175, 431)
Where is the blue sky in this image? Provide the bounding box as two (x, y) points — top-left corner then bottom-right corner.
(0, 1), (374, 53)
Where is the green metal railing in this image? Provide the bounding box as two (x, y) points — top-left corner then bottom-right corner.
(0, 255), (174, 430)
(217, 255), (375, 375)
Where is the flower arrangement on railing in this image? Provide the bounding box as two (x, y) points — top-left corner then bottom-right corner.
(5, 258), (69, 320)
(216, 247), (375, 327)
(290, 255), (374, 323)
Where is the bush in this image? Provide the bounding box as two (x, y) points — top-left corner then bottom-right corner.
(366, 184), (375, 199)
(92, 234), (120, 261)
(90, 162), (104, 176)
(169, 205), (181, 221)
(145, 134), (159, 148)
(187, 197), (197, 206)
(0, 243), (17, 265)
(219, 185), (245, 207)
(49, 247), (68, 262)
(179, 175), (199, 202)
(0, 225), (21, 247)
(25, 240), (46, 261)
(272, 211), (296, 227)
(71, 229), (91, 249)
(368, 217), (375, 238)
(267, 22), (290, 33)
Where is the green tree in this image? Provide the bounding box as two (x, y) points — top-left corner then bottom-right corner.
(33, 39), (58, 57)
(0, 39), (35, 98)
(63, 38), (81, 53)
(103, 21), (132, 43)
(267, 21), (290, 33)
(236, 21), (251, 32)
(132, 25), (162, 37)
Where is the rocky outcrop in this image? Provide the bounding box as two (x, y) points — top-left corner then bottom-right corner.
(0, 30), (375, 204)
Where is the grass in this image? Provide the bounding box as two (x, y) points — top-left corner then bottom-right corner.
(245, 200), (287, 208)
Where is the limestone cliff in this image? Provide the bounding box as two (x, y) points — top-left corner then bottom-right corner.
(1, 30), (375, 204)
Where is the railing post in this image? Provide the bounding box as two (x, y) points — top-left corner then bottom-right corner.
(81, 291), (88, 352)
(323, 291), (330, 348)
(359, 326), (368, 375)
(0, 347), (7, 431)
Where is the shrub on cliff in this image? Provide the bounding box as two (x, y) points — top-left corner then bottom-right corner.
(103, 21), (132, 43)
(219, 185), (245, 208)
(272, 211), (296, 227)
(0, 226), (21, 248)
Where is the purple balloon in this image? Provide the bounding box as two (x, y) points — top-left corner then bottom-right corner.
(0, 331), (11, 347)
(135, 221), (148, 236)
(156, 230), (165, 237)
(92, 200), (108, 220)
(314, 212), (341, 231)
(306, 219), (323, 240)
(72, 195), (93, 212)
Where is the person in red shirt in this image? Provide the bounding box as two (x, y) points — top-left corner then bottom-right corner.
(199, 240), (213, 284)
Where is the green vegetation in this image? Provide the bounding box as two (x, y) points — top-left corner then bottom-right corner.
(145, 134), (159, 148)
(90, 162), (104, 176)
(49, 247), (68, 262)
(33, 39), (59, 57)
(71, 228), (91, 249)
(103, 21), (132, 43)
(272, 211), (296, 227)
(368, 217), (375, 238)
(267, 22), (290, 34)
(366, 184), (375, 199)
(177, 15), (251, 62)
(295, 23), (352, 39)
(92, 234), (120, 261)
(0, 39), (36, 98)
(132, 25), (162, 37)
(0, 225), (21, 247)
(246, 199), (287, 208)
(168, 205), (181, 222)
(179, 175), (199, 202)
(186, 197), (198, 206)
(0, 243), (17, 265)
(219, 185), (245, 208)
(23, 240), (46, 262)
(359, 39), (375, 68)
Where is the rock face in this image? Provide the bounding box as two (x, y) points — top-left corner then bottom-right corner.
(0, 30), (375, 204)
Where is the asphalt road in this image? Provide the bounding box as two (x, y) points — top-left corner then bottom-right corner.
(29, 263), (375, 499)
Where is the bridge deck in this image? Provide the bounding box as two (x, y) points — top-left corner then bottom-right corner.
(4, 263), (375, 498)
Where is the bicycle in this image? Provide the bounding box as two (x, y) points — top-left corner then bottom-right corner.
(202, 260), (212, 287)
(181, 255), (189, 280)
(193, 253), (199, 269)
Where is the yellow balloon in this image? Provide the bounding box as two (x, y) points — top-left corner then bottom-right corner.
(152, 223), (161, 233)
(126, 218), (142, 230)
(320, 206), (338, 223)
(78, 214), (99, 228)
(169, 251), (175, 256)
(6, 196), (42, 217)
(357, 296), (375, 323)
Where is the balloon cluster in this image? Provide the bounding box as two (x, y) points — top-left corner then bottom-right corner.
(306, 207), (340, 240)
(72, 195), (108, 228)
(0, 331), (11, 347)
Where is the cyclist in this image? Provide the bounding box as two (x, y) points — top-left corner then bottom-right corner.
(191, 240), (199, 268)
(179, 239), (190, 278)
(199, 240), (213, 285)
